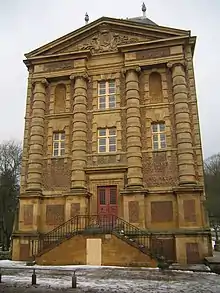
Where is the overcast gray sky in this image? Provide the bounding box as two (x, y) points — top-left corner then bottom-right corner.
(0, 0), (219, 159)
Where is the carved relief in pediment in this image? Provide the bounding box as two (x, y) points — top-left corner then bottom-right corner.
(61, 24), (149, 54)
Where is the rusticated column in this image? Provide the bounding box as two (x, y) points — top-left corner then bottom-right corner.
(124, 67), (143, 188)
(168, 61), (196, 184)
(70, 72), (88, 189)
(27, 78), (48, 191)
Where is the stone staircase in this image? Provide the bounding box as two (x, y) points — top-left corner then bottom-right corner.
(33, 214), (170, 264)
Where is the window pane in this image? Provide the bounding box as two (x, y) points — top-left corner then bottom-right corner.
(54, 133), (59, 140)
(110, 188), (117, 204)
(61, 133), (65, 140)
(54, 142), (59, 149)
(109, 128), (116, 136)
(60, 148), (65, 156)
(109, 144), (116, 152)
(109, 80), (115, 87)
(99, 88), (106, 95)
(161, 141), (166, 149)
(99, 102), (106, 109)
(153, 142), (159, 150)
(99, 96), (106, 103)
(160, 134), (166, 141)
(109, 137), (116, 145)
(99, 81), (106, 88)
(109, 95), (116, 102)
(152, 124), (158, 133)
(99, 189), (106, 205)
(109, 87), (115, 94)
(159, 123), (165, 132)
(53, 149), (59, 156)
(99, 145), (106, 152)
(99, 138), (106, 146)
(98, 129), (106, 136)
(153, 135), (158, 142)
(109, 102), (116, 109)
(109, 95), (116, 108)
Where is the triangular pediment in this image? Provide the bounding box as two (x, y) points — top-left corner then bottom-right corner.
(25, 17), (191, 58)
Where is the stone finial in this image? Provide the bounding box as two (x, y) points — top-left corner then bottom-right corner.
(142, 2), (146, 18)
(85, 12), (89, 25)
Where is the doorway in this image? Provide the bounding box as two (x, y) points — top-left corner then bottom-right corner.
(97, 186), (118, 228)
(97, 186), (118, 216)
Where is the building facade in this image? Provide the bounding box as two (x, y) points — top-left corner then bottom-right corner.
(12, 12), (212, 266)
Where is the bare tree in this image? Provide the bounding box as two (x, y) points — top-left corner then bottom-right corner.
(204, 153), (220, 249)
(0, 140), (22, 251)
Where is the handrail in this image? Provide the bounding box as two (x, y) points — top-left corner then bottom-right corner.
(42, 215), (78, 238)
(34, 214), (170, 262)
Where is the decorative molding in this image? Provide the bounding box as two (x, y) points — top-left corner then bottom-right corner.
(121, 66), (141, 76)
(31, 78), (48, 88)
(136, 47), (170, 60)
(167, 60), (186, 70)
(70, 71), (89, 81)
(44, 61), (74, 72)
(61, 26), (149, 54)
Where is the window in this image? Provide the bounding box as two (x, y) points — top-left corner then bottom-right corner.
(151, 122), (166, 150)
(53, 132), (65, 157)
(98, 80), (116, 109)
(98, 128), (116, 153)
(97, 186), (117, 206)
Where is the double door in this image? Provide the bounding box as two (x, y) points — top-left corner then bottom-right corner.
(97, 186), (118, 223)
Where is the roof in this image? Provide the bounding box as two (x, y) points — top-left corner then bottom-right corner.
(24, 16), (193, 60)
(127, 16), (158, 26)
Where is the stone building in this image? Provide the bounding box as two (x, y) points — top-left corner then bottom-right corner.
(12, 5), (212, 266)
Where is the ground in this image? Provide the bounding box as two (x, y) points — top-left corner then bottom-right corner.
(0, 261), (220, 293)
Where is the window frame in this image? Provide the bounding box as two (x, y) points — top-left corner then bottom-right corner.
(98, 127), (117, 153)
(53, 132), (65, 157)
(151, 122), (166, 150)
(98, 80), (116, 110)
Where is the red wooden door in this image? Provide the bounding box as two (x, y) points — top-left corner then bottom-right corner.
(98, 186), (118, 218)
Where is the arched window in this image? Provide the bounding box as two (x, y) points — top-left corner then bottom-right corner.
(54, 84), (66, 113)
(149, 72), (163, 103)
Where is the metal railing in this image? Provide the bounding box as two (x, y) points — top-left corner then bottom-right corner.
(34, 214), (168, 262)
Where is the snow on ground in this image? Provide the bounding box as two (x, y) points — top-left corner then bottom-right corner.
(0, 261), (220, 292)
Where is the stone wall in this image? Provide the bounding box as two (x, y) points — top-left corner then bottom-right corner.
(36, 234), (157, 267)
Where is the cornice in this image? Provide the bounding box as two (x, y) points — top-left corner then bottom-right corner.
(173, 185), (203, 194)
(118, 35), (189, 53)
(23, 50), (91, 68)
(124, 55), (183, 69)
(85, 166), (127, 174)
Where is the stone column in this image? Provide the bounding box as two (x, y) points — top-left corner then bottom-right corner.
(168, 61), (196, 184)
(124, 67), (143, 188)
(70, 72), (88, 190)
(27, 78), (48, 191)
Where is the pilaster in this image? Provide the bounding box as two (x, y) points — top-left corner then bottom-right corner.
(26, 78), (48, 191)
(123, 66), (143, 188)
(70, 72), (88, 190)
(167, 61), (196, 185)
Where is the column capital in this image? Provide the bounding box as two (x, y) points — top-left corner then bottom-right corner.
(121, 66), (141, 76)
(31, 78), (48, 88)
(70, 71), (89, 81)
(167, 60), (186, 70)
